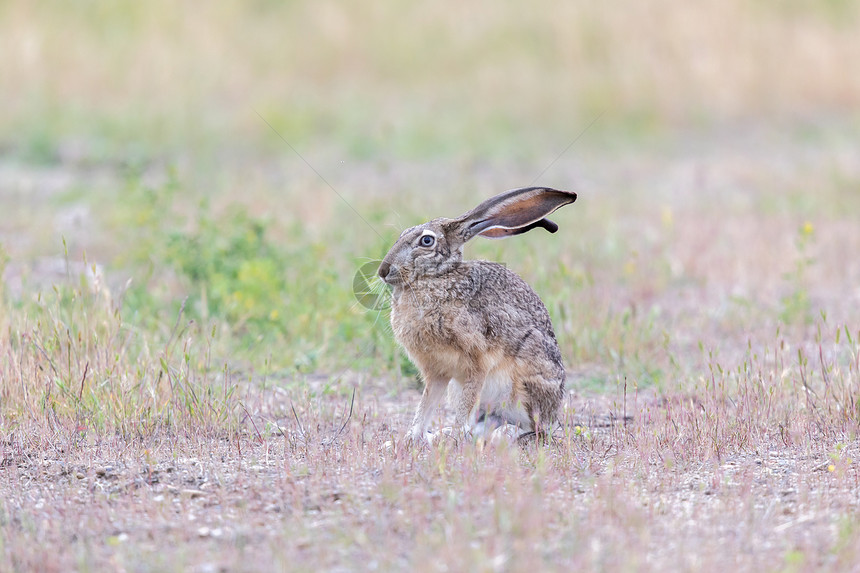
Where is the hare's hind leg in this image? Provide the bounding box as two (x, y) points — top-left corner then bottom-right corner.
(523, 376), (564, 443)
(407, 377), (449, 443)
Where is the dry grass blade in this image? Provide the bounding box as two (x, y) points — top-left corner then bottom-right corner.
(322, 387), (356, 446)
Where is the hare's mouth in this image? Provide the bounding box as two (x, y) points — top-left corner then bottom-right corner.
(377, 261), (403, 285)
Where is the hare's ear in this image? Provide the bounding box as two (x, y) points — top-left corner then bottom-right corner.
(446, 187), (577, 243)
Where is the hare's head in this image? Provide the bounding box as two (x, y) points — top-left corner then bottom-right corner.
(378, 187), (577, 286)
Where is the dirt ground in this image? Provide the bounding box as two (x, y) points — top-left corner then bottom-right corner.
(3, 376), (860, 572)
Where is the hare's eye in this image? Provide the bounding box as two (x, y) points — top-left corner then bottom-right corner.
(419, 234), (435, 247)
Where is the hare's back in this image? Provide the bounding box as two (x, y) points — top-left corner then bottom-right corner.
(463, 261), (555, 330)
(462, 262), (561, 362)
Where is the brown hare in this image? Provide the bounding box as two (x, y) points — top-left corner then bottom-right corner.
(377, 187), (577, 444)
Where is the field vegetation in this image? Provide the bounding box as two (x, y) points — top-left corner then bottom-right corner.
(2, 1), (860, 571)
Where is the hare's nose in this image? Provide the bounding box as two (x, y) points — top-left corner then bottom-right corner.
(377, 261), (391, 280)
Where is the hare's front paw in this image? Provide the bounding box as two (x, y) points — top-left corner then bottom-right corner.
(489, 424), (521, 444)
(402, 427), (431, 449)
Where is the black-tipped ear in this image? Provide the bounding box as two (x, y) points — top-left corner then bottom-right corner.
(478, 217), (559, 238)
(452, 187), (577, 242)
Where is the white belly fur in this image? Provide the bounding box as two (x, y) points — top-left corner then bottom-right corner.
(447, 369), (531, 427)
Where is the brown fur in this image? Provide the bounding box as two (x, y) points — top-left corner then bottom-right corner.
(378, 187), (577, 443)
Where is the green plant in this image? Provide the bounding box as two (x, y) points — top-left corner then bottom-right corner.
(106, 172), (404, 374)
(780, 221), (816, 324)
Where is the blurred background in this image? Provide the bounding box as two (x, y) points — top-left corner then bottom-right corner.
(2, 0), (859, 387)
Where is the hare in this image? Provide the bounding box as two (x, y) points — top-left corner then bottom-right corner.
(377, 187), (577, 444)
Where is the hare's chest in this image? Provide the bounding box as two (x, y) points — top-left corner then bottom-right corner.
(389, 295), (452, 348)
(389, 293), (471, 371)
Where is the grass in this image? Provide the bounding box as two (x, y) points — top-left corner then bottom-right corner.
(2, 0), (860, 571)
(2, 326), (859, 570)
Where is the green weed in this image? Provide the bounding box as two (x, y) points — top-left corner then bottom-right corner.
(780, 221), (816, 325)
